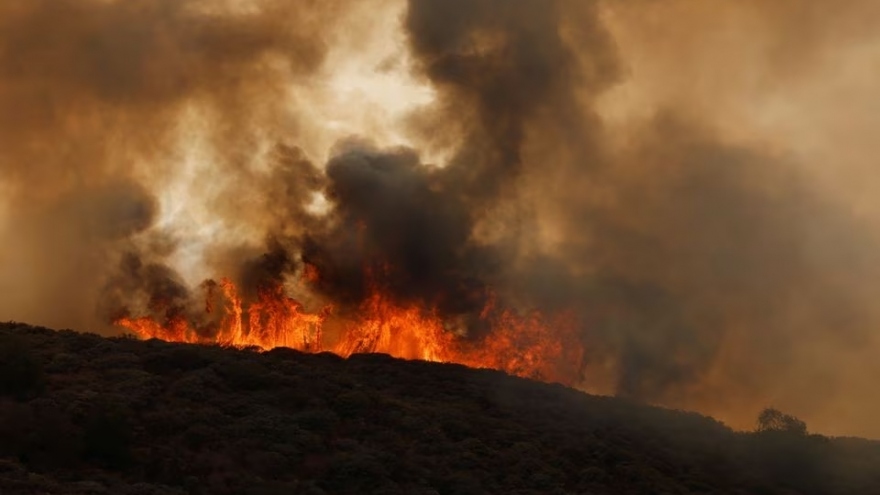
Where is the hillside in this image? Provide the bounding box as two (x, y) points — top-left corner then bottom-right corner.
(1, 322), (878, 495)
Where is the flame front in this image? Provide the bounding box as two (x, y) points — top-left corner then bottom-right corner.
(115, 277), (584, 385)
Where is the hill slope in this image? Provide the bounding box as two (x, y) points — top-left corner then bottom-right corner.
(0, 322), (878, 495)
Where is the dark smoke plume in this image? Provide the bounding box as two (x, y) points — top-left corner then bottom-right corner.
(2, 0), (880, 437)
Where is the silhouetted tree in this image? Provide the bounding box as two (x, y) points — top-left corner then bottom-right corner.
(756, 408), (807, 435)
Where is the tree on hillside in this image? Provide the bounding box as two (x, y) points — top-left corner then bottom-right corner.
(756, 408), (807, 435)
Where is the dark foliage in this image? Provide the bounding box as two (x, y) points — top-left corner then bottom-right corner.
(0, 322), (878, 495)
(82, 401), (134, 469)
(757, 407), (809, 435)
(0, 332), (45, 400)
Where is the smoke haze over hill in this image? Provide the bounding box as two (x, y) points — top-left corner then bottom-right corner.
(1, 0), (880, 437)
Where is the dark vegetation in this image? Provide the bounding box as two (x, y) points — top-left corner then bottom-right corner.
(0, 322), (878, 495)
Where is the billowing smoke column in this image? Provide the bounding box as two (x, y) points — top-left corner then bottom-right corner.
(301, 0), (615, 323)
(2, 0), (880, 437)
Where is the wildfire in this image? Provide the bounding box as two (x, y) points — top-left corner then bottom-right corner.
(115, 278), (584, 385)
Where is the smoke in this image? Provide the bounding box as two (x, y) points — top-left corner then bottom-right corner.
(0, 0), (335, 329)
(589, 0), (880, 436)
(2, 0), (880, 437)
(302, 142), (489, 313)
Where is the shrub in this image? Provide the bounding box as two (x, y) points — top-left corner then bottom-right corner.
(0, 335), (45, 400)
(333, 390), (372, 419)
(212, 359), (273, 390)
(83, 403), (134, 469)
(143, 347), (210, 375)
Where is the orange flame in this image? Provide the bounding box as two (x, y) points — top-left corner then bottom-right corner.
(115, 278), (584, 385)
